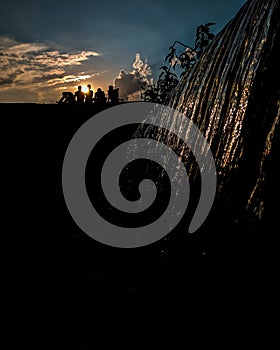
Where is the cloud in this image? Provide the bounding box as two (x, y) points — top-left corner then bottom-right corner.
(132, 53), (152, 77)
(114, 53), (152, 100)
(7, 43), (48, 55)
(35, 50), (99, 67)
(0, 36), (101, 102)
(43, 74), (94, 88)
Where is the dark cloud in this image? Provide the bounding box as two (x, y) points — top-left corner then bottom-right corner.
(0, 77), (13, 85)
(115, 70), (144, 100)
(114, 53), (152, 100)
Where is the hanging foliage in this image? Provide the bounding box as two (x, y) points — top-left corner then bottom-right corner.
(142, 23), (215, 105)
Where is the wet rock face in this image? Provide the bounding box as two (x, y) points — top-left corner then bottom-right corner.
(169, 0), (280, 227)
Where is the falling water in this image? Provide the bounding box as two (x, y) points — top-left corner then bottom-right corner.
(132, 0), (279, 230)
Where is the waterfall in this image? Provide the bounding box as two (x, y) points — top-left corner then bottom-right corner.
(151, 0), (280, 228)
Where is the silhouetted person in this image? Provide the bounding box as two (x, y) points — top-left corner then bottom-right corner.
(74, 85), (85, 104)
(113, 87), (119, 103)
(94, 88), (106, 105)
(107, 85), (114, 103)
(85, 84), (93, 105)
(107, 85), (119, 104)
(57, 91), (75, 104)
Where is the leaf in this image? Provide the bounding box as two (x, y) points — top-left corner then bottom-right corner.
(205, 22), (216, 27)
(160, 66), (169, 73)
(165, 52), (173, 62)
(169, 72), (177, 78)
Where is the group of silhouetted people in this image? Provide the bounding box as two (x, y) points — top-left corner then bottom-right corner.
(57, 84), (119, 106)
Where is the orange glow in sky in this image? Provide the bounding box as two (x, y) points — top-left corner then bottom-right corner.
(81, 85), (90, 93)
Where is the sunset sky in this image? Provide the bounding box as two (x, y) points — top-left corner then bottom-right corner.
(0, 0), (246, 103)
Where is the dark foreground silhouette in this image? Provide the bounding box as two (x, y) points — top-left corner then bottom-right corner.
(1, 97), (279, 348)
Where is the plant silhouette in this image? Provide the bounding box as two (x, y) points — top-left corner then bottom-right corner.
(142, 23), (215, 105)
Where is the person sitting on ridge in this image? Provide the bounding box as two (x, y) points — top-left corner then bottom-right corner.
(56, 91), (75, 104)
(94, 88), (106, 105)
(85, 84), (94, 105)
(107, 85), (119, 104)
(74, 85), (85, 104)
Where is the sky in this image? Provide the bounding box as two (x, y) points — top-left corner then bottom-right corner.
(0, 0), (247, 103)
